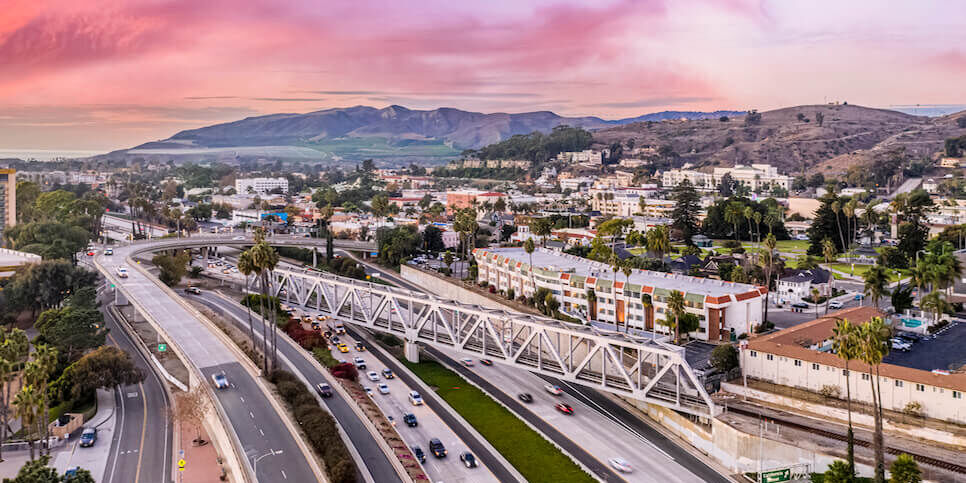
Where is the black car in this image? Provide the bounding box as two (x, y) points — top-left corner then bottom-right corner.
(518, 393), (533, 403)
(791, 302), (809, 309)
(480, 359), (493, 366)
(412, 446), (426, 463)
(429, 438), (447, 458)
(315, 383), (333, 398)
(460, 452), (478, 468)
(403, 413), (418, 427)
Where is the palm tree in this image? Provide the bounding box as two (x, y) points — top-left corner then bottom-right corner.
(858, 317), (891, 482)
(811, 287), (820, 318)
(831, 200), (846, 252)
(832, 319), (860, 478)
(250, 239), (280, 373)
(666, 290), (685, 344)
(29, 345), (57, 456)
(822, 238), (837, 314)
(646, 225), (670, 264)
(920, 291), (952, 325)
(641, 293), (653, 332)
(237, 250), (257, 347)
(724, 202), (744, 241)
(760, 233), (777, 327)
(13, 385), (41, 460)
(524, 238), (536, 298)
(863, 264), (890, 309)
(621, 262), (633, 332)
(910, 261), (930, 307)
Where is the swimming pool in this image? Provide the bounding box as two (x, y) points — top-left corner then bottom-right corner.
(900, 318), (924, 328)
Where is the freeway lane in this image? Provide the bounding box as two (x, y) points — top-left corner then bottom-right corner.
(94, 247), (317, 483)
(101, 302), (173, 483)
(189, 294), (400, 483)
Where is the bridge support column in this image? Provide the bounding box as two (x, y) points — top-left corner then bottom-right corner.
(114, 288), (129, 306)
(312, 248), (317, 268)
(404, 338), (419, 363)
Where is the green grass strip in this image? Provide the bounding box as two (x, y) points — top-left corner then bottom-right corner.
(401, 359), (595, 483)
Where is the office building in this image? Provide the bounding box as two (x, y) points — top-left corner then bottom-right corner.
(235, 177), (289, 195)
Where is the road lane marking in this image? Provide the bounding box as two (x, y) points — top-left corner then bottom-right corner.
(281, 470), (288, 479)
(250, 411), (255, 419)
(239, 396), (245, 403)
(259, 429), (265, 436)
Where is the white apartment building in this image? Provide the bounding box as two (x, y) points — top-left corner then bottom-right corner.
(559, 177), (595, 191)
(662, 164), (792, 193)
(474, 247), (765, 341)
(556, 150), (603, 164)
(235, 177), (289, 195)
(742, 307), (966, 424)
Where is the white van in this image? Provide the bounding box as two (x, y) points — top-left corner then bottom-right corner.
(408, 391), (423, 406)
(115, 266), (129, 279)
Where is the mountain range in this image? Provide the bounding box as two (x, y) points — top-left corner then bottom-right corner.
(117, 105), (743, 163)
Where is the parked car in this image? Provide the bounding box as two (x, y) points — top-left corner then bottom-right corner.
(315, 383), (333, 398)
(459, 452), (478, 468)
(409, 391), (423, 406)
(403, 413), (418, 427)
(429, 438), (447, 458)
(79, 427), (97, 447)
(890, 338), (911, 351)
(412, 446), (426, 463)
(211, 373), (229, 389)
(791, 302), (809, 309)
(828, 301), (844, 309)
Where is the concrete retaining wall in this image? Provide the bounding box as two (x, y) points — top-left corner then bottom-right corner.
(401, 265), (516, 312)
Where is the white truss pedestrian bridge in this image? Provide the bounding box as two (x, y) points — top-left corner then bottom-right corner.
(265, 267), (719, 418)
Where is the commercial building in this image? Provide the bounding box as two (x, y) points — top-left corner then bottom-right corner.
(662, 164), (792, 193)
(741, 307), (966, 424)
(445, 190), (505, 214)
(473, 247), (765, 341)
(235, 177), (289, 195)
(0, 169), (15, 241)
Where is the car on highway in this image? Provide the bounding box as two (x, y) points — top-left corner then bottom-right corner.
(232, 236), (246, 240)
(366, 371), (380, 381)
(86, 250), (95, 256)
(409, 391), (424, 406)
(354, 357), (367, 370)
(386, 415), (395, 426)
(459, 357), (474, 366)
(412, 446), (426, 463)
(480, 359), (493, 366)
(429, 438), (447, 458)
(403, 413), (418, 427)
(518, 393), (533, 403)
(315, 383), (333, 398)
(608, 457), (634, 473)
(377, 383), (390, 394)
(316, 314), (328, 321)
(104, 248), (113, 256)
(211, 373), (229, 389)
(355, 342), (366, 352)
(459, 452), (478, 468)
(790, 302), (809, 309)
(185, 286), (202, 295)
(382, 368), (395, 379)
(79, 427), (97, 447)
(115, 266), (129, 278)
(337, 343), (349, 353)
(363, 387), (373, 396)
(544, 384), (563, 395)
(331, 336), (341, 344)
(828, 300), (844, 310)
(554, 403), (574, 415)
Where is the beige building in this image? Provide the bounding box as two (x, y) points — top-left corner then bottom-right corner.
(662, 164), (792, 193)
(741, 307), (966, 424)
(0, 169), (15, 241)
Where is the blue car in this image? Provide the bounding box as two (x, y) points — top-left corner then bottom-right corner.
(79, 427), (97, 447)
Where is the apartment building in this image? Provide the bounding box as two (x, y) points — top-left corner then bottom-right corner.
(742, 307), (966, 424)
(556, 150), (603, 164)
(445, 190), (506, 213)
(0, 169), (15, 241)
(235, 177), (289, 195)
(474, 247), (765, 341)
(662, 164), (791, 193)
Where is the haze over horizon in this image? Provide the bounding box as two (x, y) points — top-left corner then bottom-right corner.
(2, 0), (965, 152)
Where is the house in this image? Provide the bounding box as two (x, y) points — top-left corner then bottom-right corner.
(670, 255), (704, 274)
(776, 267), (832, 303)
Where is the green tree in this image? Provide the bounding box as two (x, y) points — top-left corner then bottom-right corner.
(35, 307), (106, 363)
(890, 284), (914, 314)
(3, 261), (98, 315)
(807, 192), (852, 255)
(646, 225), (671, 262)
(666, 290), (686, 344)
(0, 329), (29, 462)
(13, 385), (41, 460)
(422, 225), (445, 252)
(822, 460), (853, 483)
(376, 226), (421, 267)
(822, 238), (838, 314)
(832, 319), (860, 478)
(710, 345), (739, 373)
(760, 233), (778, 326)
(15, 181), (41, 223)
(858, 317), (891, 482)
(863, 264), (890, 309)
(26, 345), (57, 457)
(724, 202), (744, 241)
(919, 291), (952, 325)
(2, 455), (94, 482)
(670, 180), (701, 244)
(59, 346), (145, 400)
(531, 218), (554, 246)
(370, 193), (390, 219)
(888, 454), (921, 483)
(152, 250), (191, 286)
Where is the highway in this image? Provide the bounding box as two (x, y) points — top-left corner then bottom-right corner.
(93, 245), (317, 483)
(190, 291), (505, 483)
(101, 301), (174, 483)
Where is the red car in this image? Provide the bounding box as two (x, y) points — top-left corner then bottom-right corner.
(480, 359), (493, 366)
(554, 403), (574, 415)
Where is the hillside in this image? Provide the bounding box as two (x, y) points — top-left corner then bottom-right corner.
(594, 104), (966, 176)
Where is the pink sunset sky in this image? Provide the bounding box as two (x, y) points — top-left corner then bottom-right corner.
(1, 0), (964, 151)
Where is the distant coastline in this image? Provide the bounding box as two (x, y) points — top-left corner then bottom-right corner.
(0, 149), (103, 161)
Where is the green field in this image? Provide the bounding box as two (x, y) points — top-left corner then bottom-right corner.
(402, 359), (594, 483)
(300, 137), (459, 161)
(828, 263), (908, 282)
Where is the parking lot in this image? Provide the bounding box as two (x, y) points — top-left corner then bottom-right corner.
(884, 321), (966, 372)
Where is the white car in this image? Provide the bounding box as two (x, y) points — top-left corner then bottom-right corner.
(377, 383), (390, 394)
(366, 371), (380, 382)
(459, 358), (474, 366)
(890, 339), (911, 351)
(544, 384), (563, 395)
(409, 391), (423, 406)
(115, 266), (129, 278)
(608, 457), (633, 473)
(828, 301), (844, 310)
(232, 236), (245, 240)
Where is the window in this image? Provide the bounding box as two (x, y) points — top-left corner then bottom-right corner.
(954, 391), (962, 399)
(812, 363), (819, 370)
(842, 369), (849, 376)
(916, 384), (925, 392)
(895, 380), (903, 388)
(861, 373), (870, 381)
(794, 360), (802, 367)
(766, 354), (774, 361)
(750, 351), (757, 358)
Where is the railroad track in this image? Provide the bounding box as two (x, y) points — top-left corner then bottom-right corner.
(726, 405), (966, 474)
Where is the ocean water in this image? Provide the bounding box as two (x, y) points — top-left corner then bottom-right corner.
(0, 149), (104, 161)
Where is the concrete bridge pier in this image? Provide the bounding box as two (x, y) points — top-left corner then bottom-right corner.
(404, 337), (420, 363)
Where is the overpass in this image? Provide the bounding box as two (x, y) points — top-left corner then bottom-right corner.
(266, 267), (718, 418)
(109, 233), (377, 253)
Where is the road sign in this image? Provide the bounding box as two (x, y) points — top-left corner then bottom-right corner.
(761, 468), (791, 483)
(158, 343), (167, 352)
(178, 459), (186, 472)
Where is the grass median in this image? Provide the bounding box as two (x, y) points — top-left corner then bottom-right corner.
(401, 358), (594, 483)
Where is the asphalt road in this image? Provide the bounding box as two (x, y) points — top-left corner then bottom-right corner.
(101, 304), (174, 483)
(189, 294), (401, 483)
(94, 246), (317, 483)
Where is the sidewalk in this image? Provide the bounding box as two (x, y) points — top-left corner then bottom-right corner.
(176, 424), (225, 483)
(51, 388), (116, 481)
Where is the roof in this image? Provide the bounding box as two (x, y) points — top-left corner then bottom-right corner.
(747, 307), (966, 392)
(780, 268), (831, 285)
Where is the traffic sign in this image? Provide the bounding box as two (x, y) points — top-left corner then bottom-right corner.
(761, 468), (791, 483)
(158, 343), (167, 352)
(178, 459), (186, 472)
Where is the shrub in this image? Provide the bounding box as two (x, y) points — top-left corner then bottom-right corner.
(710, 345), (740, 373)
(927, 320), (949, 334)
(819, 385), (841, 399)
(507, 288), (515, 300)
(312, 347), (340, 368)
(721, 240), (742, 249)
(902, 401), (924, 418)
(374, 333), (402, 347)
(330, 362), (358, 382)
(276, 381), (304, 404)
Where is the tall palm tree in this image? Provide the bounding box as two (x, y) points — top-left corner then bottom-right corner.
(920, 291), (952, 325)
(910, 261), (930, 307)
(237, 250), (257, 347)
(832, 319), (860, 478)
(858, 317), (891, 482)
(641, 293), (653, 332)
(30, 345), (57, 456)
(646, 226), (670, 264)
(523, 238), (536, 298)
(760, 233), (777, 328)
(666, 290), (685, 344)
(863, 264), (890, 309)
(724, 202), (744, 241)
(822, 238), (837, 314)
(743, 206), (754, 244)
(621, 262), (633, 332)
(13, 385), (41, 460)
(831, 200), (846, 252)
(811, 287), (820, 318)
